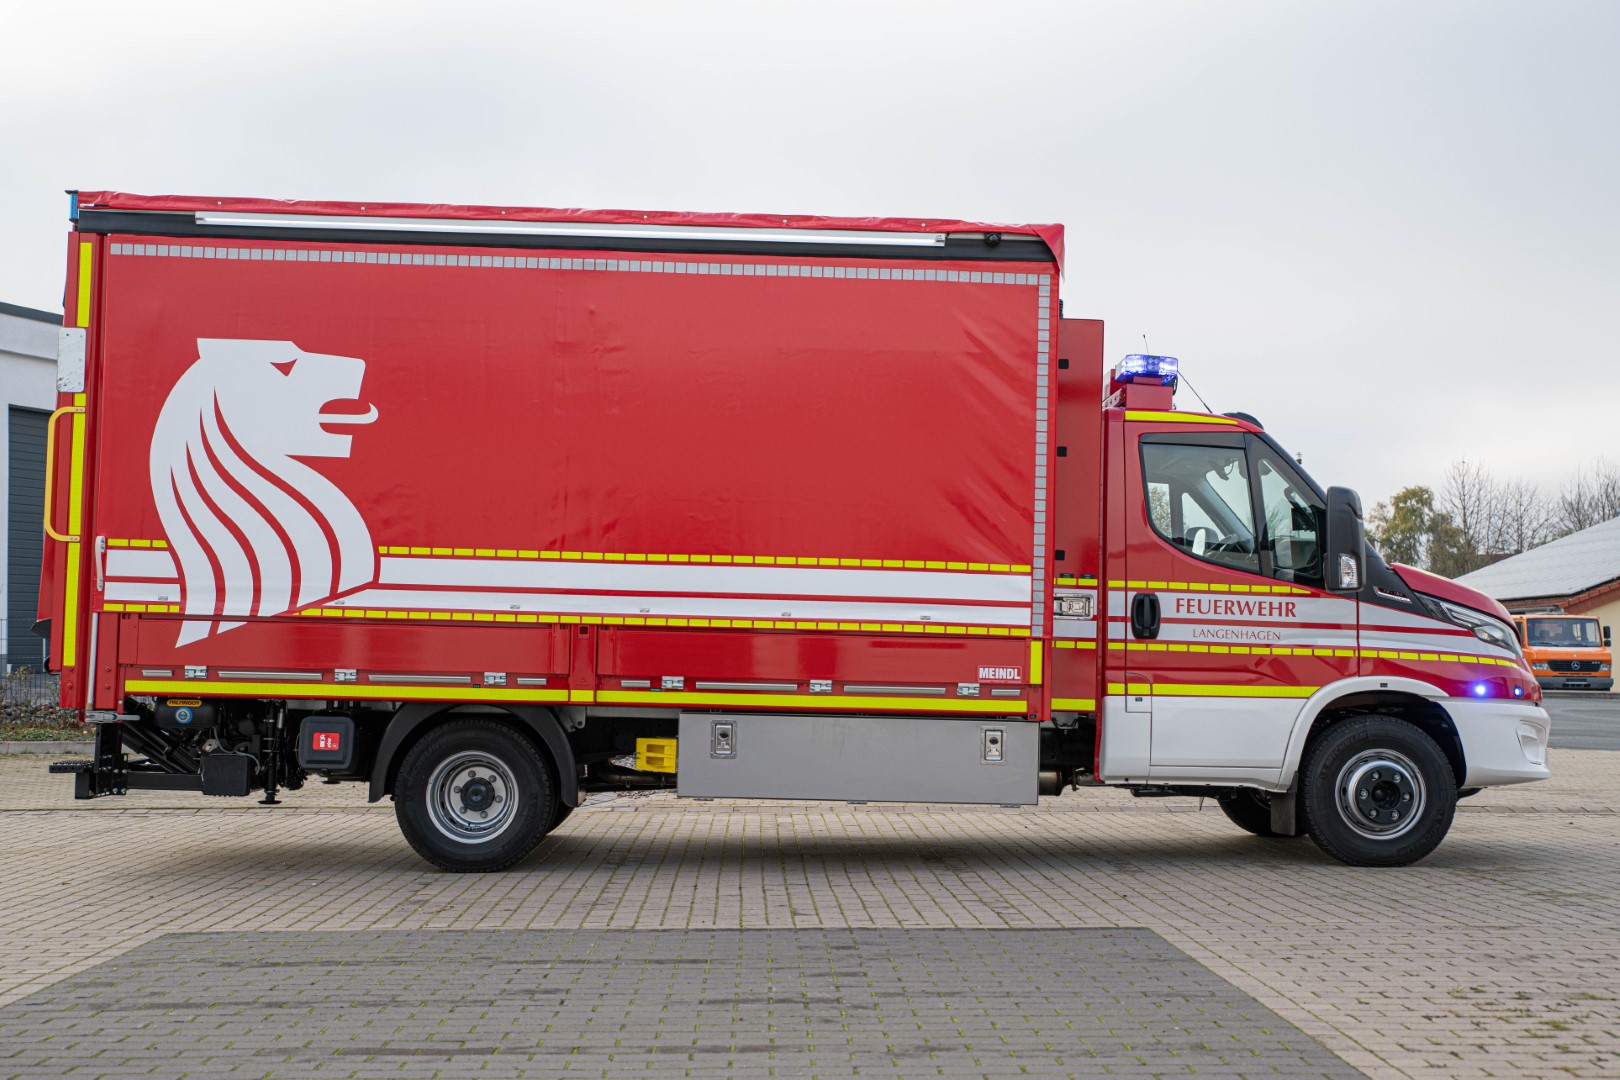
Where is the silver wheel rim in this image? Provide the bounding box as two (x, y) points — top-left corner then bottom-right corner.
(424, 751), (519, 845)
(1334, 748), (1425, 841)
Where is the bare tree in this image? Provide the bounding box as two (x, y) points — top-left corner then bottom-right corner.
(1493, 478), (1556, 554)
(1556, 458), (1620, 534)
(1436, 460), (1502, 572)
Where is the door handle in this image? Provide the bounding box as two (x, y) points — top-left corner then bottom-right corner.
(43, 404), (86, 543)
(1131, 593), (1161, 639)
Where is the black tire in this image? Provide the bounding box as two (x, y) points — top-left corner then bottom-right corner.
(1218, 790), (1289, 837)
(394, 718), (556, 872)
(550, 801), (574, 830)
(1299, 715), (1456, 867)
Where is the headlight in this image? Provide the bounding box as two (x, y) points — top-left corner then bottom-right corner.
(1429, 597), (1523, 659)
(1533, 662), (1549, 670)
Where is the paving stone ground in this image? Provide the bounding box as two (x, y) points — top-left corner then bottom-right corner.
(0, 748), (1616, 1079)
(0, 929), (1362, 1078)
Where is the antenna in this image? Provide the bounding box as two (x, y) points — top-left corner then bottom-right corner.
(1177, 371), (1215, 415)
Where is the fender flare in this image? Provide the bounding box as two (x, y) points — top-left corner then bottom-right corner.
(367, 702), (579, 807)
(1277, 675), (1450, 789)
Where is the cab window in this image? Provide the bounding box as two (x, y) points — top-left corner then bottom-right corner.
(1140, 442), (1259, 573)
(1255, 454), (1325, 589)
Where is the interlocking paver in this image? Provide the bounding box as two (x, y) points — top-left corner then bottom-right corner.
(0, 929), (1361, 1079)
(0, 749), (1615, 1079)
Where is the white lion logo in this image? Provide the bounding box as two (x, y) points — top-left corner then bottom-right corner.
(150, 339), (380, 645)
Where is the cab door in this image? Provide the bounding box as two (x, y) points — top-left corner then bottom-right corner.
(1118, 421), (1358, 783)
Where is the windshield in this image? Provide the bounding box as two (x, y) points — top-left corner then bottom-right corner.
(1525, 617), (1604, 648)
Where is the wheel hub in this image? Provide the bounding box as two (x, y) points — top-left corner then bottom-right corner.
(1335, 750), (1426, 841)
(425, 753), (519, 845)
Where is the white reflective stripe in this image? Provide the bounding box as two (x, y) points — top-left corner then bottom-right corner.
(105, 581), (180, 603)
(376, 557), (1029, 603)
(1360, 630), (1512, 660)
(105, 549), (178, 580)
(1363, 607), (1484, 633)
(331, 588), (1029, 625)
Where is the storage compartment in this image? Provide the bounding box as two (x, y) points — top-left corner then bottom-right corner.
(675, 712), (1038, 804)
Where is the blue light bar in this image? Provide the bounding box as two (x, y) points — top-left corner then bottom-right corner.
(1118, 354), (1180, 387)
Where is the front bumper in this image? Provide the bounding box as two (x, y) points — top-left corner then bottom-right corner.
(1534, 676), (1612, 691)
(1446, 698), (1552, 787)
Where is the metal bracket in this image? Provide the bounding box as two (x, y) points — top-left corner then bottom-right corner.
(957, 683), (981, 697)
(483, 672), (507, 687)
(184, 665), (207, 679)
(333, 669), (357, 683)
(661, 675), (685, 691)
(809, 680), (832, 694)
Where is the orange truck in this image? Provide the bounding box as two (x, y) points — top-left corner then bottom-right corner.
(1513, 614), (1613, 691)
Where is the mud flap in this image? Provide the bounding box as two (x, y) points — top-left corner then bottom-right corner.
(1270, 787), (1304, 837)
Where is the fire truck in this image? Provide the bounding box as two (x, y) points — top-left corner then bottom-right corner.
(37, 191), (1551, 871)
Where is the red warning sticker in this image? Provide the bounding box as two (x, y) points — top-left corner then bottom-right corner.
(313, 731), (342, 752)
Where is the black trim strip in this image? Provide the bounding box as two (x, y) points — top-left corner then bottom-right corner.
(77, 209), (1056, 264)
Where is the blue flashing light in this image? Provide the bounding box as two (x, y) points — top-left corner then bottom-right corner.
(1118, 354), (1180, 387)
(1513, 685), (1524, 698)
(1472, 682), (1490, 697)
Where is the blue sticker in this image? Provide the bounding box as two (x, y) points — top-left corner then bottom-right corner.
(175, 707), (194, 725)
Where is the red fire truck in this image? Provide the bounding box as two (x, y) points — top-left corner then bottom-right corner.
(37, 191), (1550, 870)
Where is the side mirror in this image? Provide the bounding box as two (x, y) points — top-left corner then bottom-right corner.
(1606, 625), (1613, 648)
(1324, 486), (1364, 593)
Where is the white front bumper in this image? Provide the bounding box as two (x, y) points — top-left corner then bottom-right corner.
(1447, 699), (1552, 787)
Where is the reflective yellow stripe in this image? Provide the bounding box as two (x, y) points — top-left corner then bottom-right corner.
(1053, 640), (1097, 650)
(595, 690), (1027, 714)
(1030, 640), (1043, 685)
(1107, 682), (1152, 695)
(76, 242), (92, 328)
(1051, 697), (1096, 711)
(125, 679), (571, 703)
(61, 394), (87, 667)
(1124, 410), (1238, 425)
(1105, 682), (1317, 699)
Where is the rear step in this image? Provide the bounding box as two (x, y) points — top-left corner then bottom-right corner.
(48, 758), (204, 798)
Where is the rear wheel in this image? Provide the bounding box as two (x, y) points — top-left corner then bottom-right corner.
(1300, 715), (1456, 867)
(395, 718), (556, 872)
(1217, 790), (1290, 837)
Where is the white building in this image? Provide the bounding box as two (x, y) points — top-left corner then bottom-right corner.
(1, 302), (59, 671)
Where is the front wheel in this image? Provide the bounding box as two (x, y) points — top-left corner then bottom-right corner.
(395, 718), (556, 872)
(1300, 715), (1456, 867)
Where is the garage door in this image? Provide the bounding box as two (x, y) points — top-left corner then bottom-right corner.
(7, 406), (48, 671)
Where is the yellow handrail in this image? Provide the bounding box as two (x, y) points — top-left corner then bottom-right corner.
(43, 404), (85, 543)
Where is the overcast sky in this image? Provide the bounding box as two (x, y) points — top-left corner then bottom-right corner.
(3, 0), (1616, 508)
